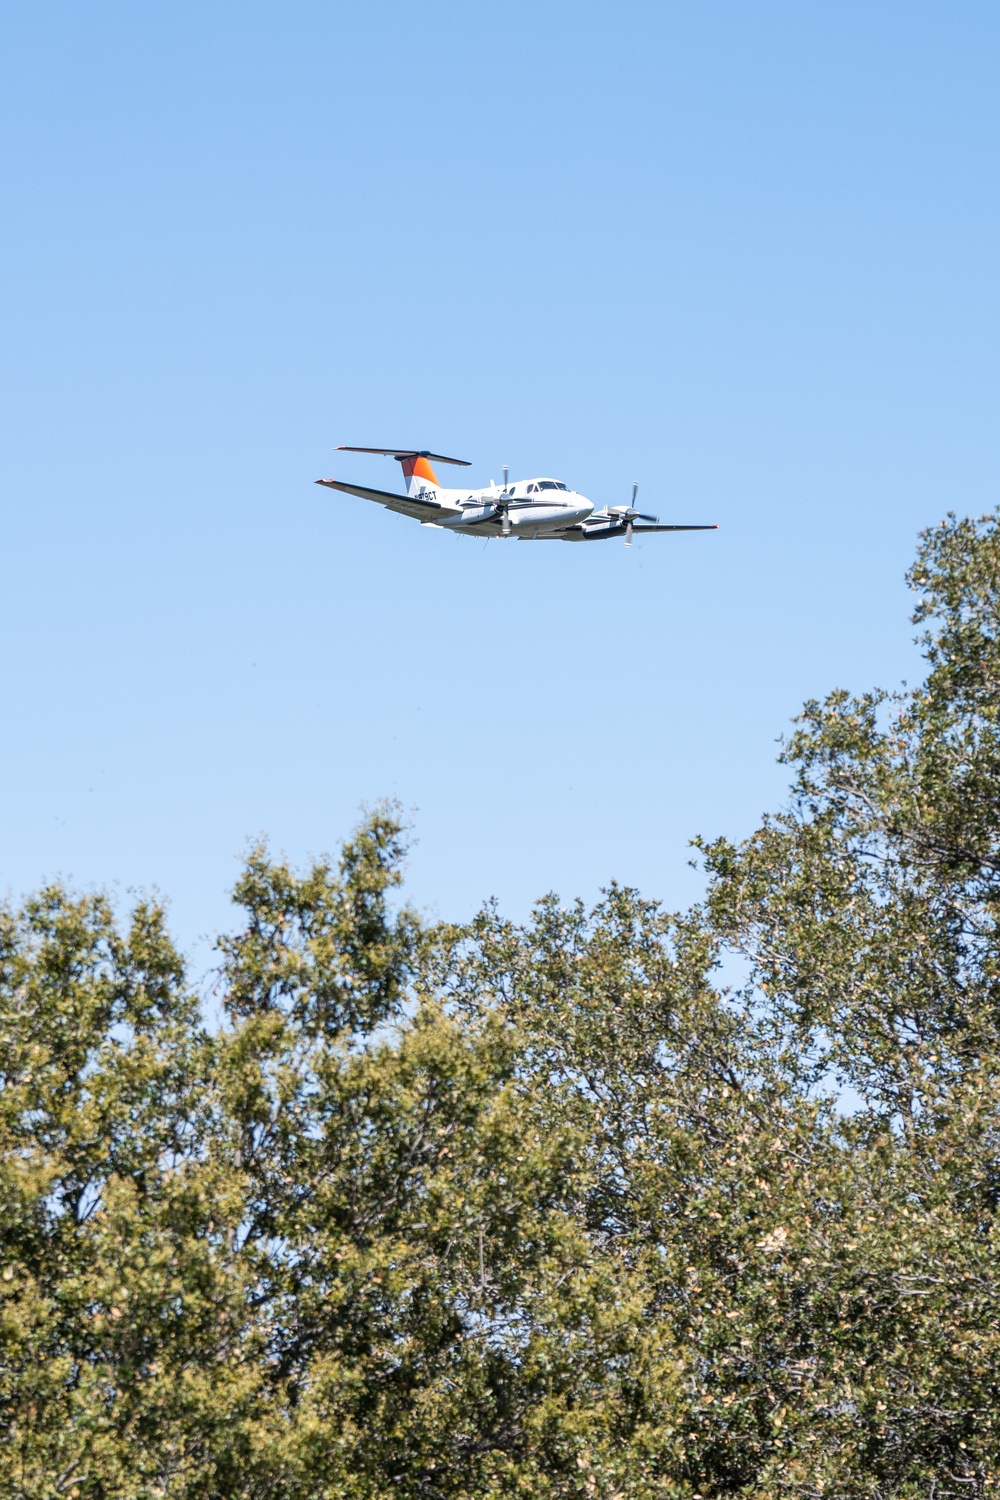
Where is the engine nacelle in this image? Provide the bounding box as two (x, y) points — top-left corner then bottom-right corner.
(508, 502), (591, 532)
(441, 504), (496, 528)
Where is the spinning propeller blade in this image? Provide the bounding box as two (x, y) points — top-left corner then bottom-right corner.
(495, 465), (517, 534)
(608, 482), (659, 542)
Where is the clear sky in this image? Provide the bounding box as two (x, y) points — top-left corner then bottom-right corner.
(2, 2), (999, 960)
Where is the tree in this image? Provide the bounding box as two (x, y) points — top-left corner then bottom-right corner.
(0, 890), (258, 1498)
(697, 510), (1000, 1494)
(6, 512), (1000, 1497)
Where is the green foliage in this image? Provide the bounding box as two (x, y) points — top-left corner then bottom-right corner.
(6, 513), (1000, 1495)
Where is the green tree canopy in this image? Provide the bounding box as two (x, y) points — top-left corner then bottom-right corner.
(4, 511), (1000, 1498)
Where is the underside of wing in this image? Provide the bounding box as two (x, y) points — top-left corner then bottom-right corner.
(630, 524), (719, 534)
(315, 478), (461, 522)
(537, 521), (719, 542)
(531, 525), (605, 540)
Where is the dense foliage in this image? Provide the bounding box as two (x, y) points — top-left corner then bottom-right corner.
(4, 511), (1000, 1497)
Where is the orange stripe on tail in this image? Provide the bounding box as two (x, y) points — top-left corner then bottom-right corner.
(400, 455), (440, 486)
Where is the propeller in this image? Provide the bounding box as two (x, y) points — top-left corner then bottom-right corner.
(492, 465), (513, 535)
(607, 483), (658, 546)
(500, 466), (512, 534)
(458, 468), (523, 535)
(487, 465), (556, 536)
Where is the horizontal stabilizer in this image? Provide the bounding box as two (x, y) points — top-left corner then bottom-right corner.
(337, 446), (471, 466)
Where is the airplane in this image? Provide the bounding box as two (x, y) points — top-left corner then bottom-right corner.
(316, 448), (718, 545)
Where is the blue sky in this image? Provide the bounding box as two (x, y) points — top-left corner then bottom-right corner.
(2, 2), (999, 959)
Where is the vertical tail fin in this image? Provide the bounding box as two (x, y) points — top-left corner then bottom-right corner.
(337, 447), (472, 497)
(399, 453), (441, 496)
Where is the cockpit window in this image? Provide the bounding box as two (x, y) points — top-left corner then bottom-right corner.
(538, 480), (567, 491)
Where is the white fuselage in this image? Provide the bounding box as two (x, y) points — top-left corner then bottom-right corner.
(414, 477), (594, 537)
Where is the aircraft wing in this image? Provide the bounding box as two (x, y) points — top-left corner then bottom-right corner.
(629, 524), (718, 534)
(540, 521), (718, 541)
(315, 478), (461, 522)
